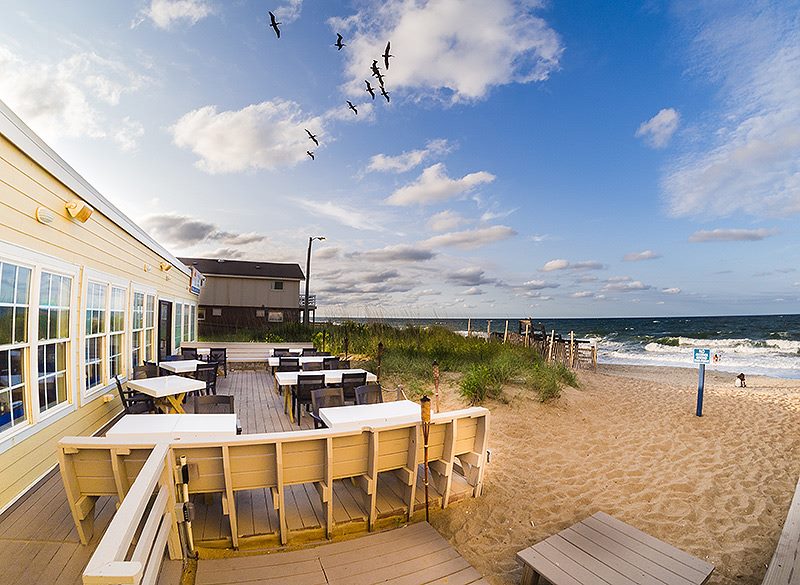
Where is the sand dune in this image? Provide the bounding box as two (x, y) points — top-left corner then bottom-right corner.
(430, 364), (800, 585)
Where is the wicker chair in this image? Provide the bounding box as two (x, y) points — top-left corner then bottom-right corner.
(194, 362), (218, 396)
(209, 348), (227, 376)
(114, 375), (155, 414)
(355, 384), (383, 405)
(309, 388), (344, 429)
(293, 374), (325, 426)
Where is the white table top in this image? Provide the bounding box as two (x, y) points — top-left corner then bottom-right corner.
(320, 400), (421, 430)
(267, 355), (330, 367)
(159, 359), (206, 374)
(273, 368), (377, 387)
(126, 375), (206, 398)
(107, 414), (237, 441)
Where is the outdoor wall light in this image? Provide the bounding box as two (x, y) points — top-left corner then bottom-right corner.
(160, 262), (172, 272)
(35, 206), (55, 225)
(65, 199), (93, 223)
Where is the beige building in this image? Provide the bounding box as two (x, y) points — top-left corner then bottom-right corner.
(0, 99), (198, 512)
(179, 257), (306, 334)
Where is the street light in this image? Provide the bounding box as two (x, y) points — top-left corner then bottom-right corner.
(304, 235), (325, 324)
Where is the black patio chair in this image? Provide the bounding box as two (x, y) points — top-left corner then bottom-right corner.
(209, 348), (227, 376)
(310, 388), (344, 429)
(194, 362), (218, 396)
(302, 361), (323, 371)
(337, 359), (351, 369)
(272, 348), (290, 357)
(301, 347), (317, 356)
(185, 394), (242, 434)
(181, 347), (199, 360)
(316, 351), (331, 356)
(133, 361), (159, 380)
(355, 384), (383, 405)
(322, 357), (340, 370)
(114, 375), (156, 414)
(339, 371), (367, 403)
(279, 357), (299, 369)
(161, 354), (183, 362)
(293, 374), (325, 426)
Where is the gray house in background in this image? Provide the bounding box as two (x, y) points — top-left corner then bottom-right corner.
(178, 258), (307, 334)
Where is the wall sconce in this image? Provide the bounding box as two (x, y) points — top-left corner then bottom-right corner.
(143, 264), (151, 272)
(159, 262), (172, 272)
(65, 199), (93, 223)
(35, 207), (55, 225)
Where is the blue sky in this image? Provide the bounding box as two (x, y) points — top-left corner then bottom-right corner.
(1, 0), (798, 318)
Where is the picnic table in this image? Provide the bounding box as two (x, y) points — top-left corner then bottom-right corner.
(126, 375), (205, 414)
(516, 512), (714, 585)
(273, 368), (377, 423)
(159, 359), (206, 375)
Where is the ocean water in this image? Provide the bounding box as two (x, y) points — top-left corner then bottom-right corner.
(332, 315), (800, 379)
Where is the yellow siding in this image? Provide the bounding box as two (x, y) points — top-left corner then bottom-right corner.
(0, 130), (196, 511)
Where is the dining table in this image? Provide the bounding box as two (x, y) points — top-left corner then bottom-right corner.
(159, 359), (206, 376)
(273, 368), (378, 423)
(106, 413), (237, 441)
(126, 375), (206, 414)
(319, 400), (421, 431)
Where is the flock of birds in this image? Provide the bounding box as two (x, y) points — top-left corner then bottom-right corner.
(267, 11), (395, 161)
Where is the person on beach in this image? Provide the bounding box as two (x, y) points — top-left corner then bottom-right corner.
(735, 373), (747, 387)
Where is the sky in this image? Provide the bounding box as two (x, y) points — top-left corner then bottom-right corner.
(0, 0), (798, 319)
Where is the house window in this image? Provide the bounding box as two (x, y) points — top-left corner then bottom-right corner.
(109, 287), (126, 379)
(268, 311), (283, 323)
(84, 282), (106, 391)
(190, 305), (196, 340)
(131, 292), (144, 367)
(144, 294), (155, 362)
(38, 272), (71, 414)
(272, 281), (284, 290)
(183, 303), (190, 342)
(174, 303), (182, 351)
(255, 309), (265, 318)
(0, 261), (31, 434)
(212, 308), (222, 317)
(198, 307), (206, 321)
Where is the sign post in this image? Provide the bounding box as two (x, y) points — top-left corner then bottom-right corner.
(693, 348), (711, 416)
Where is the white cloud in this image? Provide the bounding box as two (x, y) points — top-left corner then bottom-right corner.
(139, 0), (213, 30)
(447, 267), (497, 287)
(463, 287), (484, 296)
(522, 280), (559, 290)
(480, 207), (518, 222)
(386, 163), (495, 206)
(139, 213), (267, 252)
(635, 108), (679, 148)
(0, 46), (147, 150)
(367, 139), (450, 173)
(171, 100), (324, 173)
(540, 259), (604, 272)
(313, 247), (340, 260)
(664, 4), (800, 217)
(662, 287), (681, 294)
(427, 210), (466, 232)
(333, 0), (563, 103)
(274, 0), (303, 24)
(623, 250), (661, 262)
(571, 291), (594, 298)
(603, 280), (651, 292)
(422, 225), (516, 250)
(292, 199), (382, 231)
(688, 228), (778, 242)
(357, 244), (436, 262)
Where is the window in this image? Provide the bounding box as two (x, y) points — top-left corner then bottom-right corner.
(212, 307), (222, 317)
(144, 294), (155, 362)
(38, 272), (71, 414)
(131, 292), (144, 367)
(0, 261), (31, 433)
(190, 305), (196, 340)
(268, 311), (284, 323)
(183, 304), (190, 342)
(197, 307), (206, 321)
(109, 287), (125, 378)
(255, 309), (265, 318)
(174, 303), (182, 351)
(84, 282), (106, 391)
(272, 281), (284, 290)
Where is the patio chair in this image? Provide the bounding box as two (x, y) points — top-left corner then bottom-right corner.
(316, 351), (331, 356)
(209, 348), (227, 376)
(133, 361), (158, 379)
(195, 362), (218, 396)
(293, 374), (325, 426)
(340, 371), (367, 403)
(309, 387), (344, 429)
(338, 359), (351, 369)
(279, 356), (299, 368)
(143, 361), (160, 377)
(301, 347), (317, 356)
(186, 394), (242, 434)
(181, 347), (199, 360)
(161, 354), (183, 362)
(322, 356), (340, 370)
(302, 361), (323, 371)
(355, 384), (383, 405)
(272, 348), (290, 357)
(114, 375), (156, 414)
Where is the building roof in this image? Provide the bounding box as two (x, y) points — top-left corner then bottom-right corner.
(179, 257), (305, 280)
(0, 98), (191, 277)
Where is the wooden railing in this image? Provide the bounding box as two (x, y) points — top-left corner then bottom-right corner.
(761, 475), (800, 584)
(79, 443), (180, 585)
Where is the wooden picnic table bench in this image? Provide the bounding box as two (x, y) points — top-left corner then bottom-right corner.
(517, 511), (714, 585)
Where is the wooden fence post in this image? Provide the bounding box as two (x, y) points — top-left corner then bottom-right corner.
(503, 320), (509, 343)
(376, 341), (384, 382)
(524, 323), (530, 348)
(467, 318), (471, 338)
(570, 331), (575, 368)
(547, 330), (556, 363)
(432, 360), (440, 413)
(486, 320), (491, 342)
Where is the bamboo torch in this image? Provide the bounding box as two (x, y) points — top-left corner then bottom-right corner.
(432, 360), (440, 413)
(420, 395), (431, 522)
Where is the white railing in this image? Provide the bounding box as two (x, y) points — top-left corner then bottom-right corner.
(82, 443), (176, 585)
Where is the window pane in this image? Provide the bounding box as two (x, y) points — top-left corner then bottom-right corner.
(0, 350), (8, 389)
(0, 264), (15, 304)
(39, 308), (48, 339)
(12, 386), (25, 425)
(15, 267), (31, 304)
(56, 342), (66, 371)
(58, 309), (70, 338)
(14, 307), (27, 343)
(56, 373), (67, 404)
(40, 272), (52, 305)
(59, 277), (71, 307)
(0, 306), (11, 345)
(0, 391), (11, 433)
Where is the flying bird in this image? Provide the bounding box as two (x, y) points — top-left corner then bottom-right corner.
(268, 11), (281, 38)
(364, 80), (375, 99)
(380, 86), (390, 103)
(334, 33), (345, 50)
(347, 100), (358, 115)
(382, 41), (394, 69)
(305, 129), (319, 146)
(306, 150), (315, 160)
(370, 60), (380, 76)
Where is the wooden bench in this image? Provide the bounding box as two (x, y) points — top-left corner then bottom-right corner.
(762, 475), (800, 584)
(516, 512), (714, 585)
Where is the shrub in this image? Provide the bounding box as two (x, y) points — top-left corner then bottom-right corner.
(459, 364), (501, 405)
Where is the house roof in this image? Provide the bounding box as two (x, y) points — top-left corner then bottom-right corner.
(0, 99), (191, 277)
(179, 257), (305, 280)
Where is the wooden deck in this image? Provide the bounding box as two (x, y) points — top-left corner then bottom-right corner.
(196, 521), (489, 585)
(0, 370), (479, 584)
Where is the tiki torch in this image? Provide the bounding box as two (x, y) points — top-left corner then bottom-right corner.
(178, 455), (196, 557)
(432, 360), (440, 413)
(420, 395), (431, 522)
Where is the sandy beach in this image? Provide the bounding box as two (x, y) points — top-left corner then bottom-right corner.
(429, 364), (800, 585)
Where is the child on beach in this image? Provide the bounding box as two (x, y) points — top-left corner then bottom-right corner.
(735, 373), (747, 387)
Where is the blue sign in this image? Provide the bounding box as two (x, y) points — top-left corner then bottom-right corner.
(693, 348), (711, 364)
